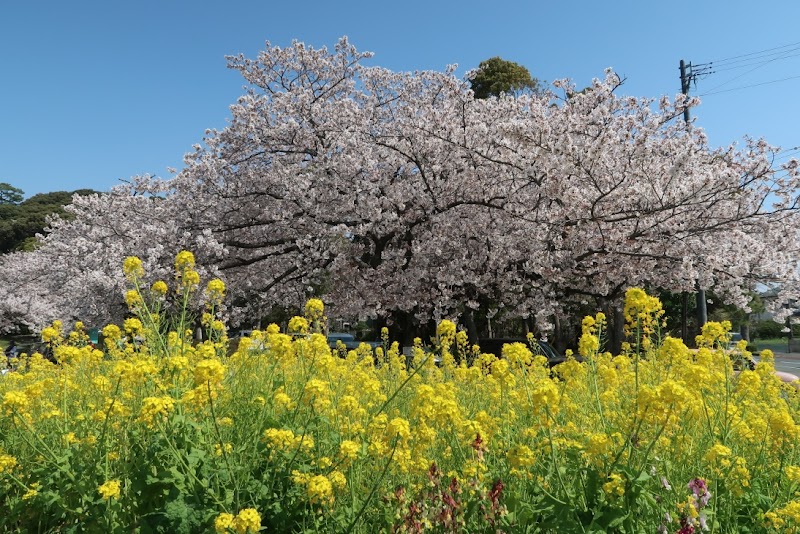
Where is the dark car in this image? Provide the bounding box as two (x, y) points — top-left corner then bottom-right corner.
(7, 335), (45, 356)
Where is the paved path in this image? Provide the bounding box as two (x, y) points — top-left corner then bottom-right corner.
(766, 352), (800, 377)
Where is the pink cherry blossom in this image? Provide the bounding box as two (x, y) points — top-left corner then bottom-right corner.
(1, 38), (798, 334)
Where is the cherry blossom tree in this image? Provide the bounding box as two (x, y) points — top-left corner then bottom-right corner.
(1, 37), (798, 341)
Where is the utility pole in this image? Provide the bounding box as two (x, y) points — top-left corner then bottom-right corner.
(679, 59), (711, 332)
(679, 60), (692, 122)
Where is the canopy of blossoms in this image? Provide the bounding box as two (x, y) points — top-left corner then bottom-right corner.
(1, 38), (798, 332)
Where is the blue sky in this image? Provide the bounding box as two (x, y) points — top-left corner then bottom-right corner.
(3, 0), (800, 197)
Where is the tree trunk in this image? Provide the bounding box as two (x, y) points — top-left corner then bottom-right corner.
(386, 310), (418, 348)
(741, 320), (750, 343)
(552, 315), (564, 353)
(696, 286), (708, 334)
(464, 309), (479, 345)
(609, 305), (625, 356)
(681, 292), (689, 344)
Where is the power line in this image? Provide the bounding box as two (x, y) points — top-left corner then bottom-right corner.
(680, 48), (800, 178)
(699, 74), (800, 96)
(699, 50), (800, 94)
(684, 40), (800, 96)
(712, 50), (800, 73)
(703, 40), (800, 67)
(774, 147), (800, 161)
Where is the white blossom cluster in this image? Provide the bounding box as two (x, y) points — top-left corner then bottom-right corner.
(1, 38), (799, 332)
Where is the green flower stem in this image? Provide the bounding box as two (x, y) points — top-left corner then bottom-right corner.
(543, 405), (586, 532)
(206, 379), (239, 508)
(96, 375), (124, 456)
(368, 350), (433, 425)
(344, 438), (398, 534)
(129, 275), (169, 358)
(154, 416), (225, 508)
(10, 410), (75, 483)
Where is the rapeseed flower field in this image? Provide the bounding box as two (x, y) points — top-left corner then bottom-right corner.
(1, 252), (799, 533)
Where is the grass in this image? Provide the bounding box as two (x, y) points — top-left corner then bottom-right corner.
(751, 337), (797, 353)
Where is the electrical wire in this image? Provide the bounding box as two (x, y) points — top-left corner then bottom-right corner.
(698, 50), (800, 95)
(703, 40), (800, 67)
(690, 41), (800, 95)
(711, 50), (800, 73)
(680, 45), (800, 157)
(699, 74), (800, 96)
(774, 147), (800, 161)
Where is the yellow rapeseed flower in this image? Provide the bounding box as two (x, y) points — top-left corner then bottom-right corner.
(138, 396), (175, 427)
(41, 326), (60, 344)
(306, 474), (334, 506)
(151, 280), (168, 295)
(123, 256), (144, 280)
(304, 298), (324, 321)
(776, 501), (800, 524)
(530, 380), (558, 408)
(729, 456), (751, 495)
(182, 269), (201, 288)
(263, 428), (297, 451)
(125, 289), (143, 308)
(0, 454), (18, 474)
(174, 250), (196, 272)
(22, 483), (39, 500)
(329, 470), (347, 490)
(696, 320), (732, 348)
(764, 510), (785, 530)
(705, 443), (732, 463)
(273, 391), (293, 411)
(194, 359), (227, 386)
(214, 512), (234, 533)
(786, 465), (800, 484)
(603, 473), (625, 501)
(102, 324), (122, 340)
(623, 287), (663, 337)
(2, 391), (29, 414)
(437, 319), (456, 342)
(584, 432), (612, 458)
(232, 508), (261, 533)
(503, 342), (532, 367)
(339, 440), (360, 462)
(578, 333), (600, 358)
(507, 444), (536, 470)
(302, 378), (329, 405)
(98, 479), (121, 500)
(386, 417), (411, 442)
(214, 443), (233, 457)
(266, 323), (280, 334)
(291, 470), (310, 486)
(287, 316), (309, 334)
(206, 278), (226, 297)
(123, 317), (143, 335)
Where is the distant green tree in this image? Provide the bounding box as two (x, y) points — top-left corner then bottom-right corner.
(657, 289), (766, 344)
(0, 183), (24, 204)
(470, 56), (540, 99)
(0, 188), (97, 253)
